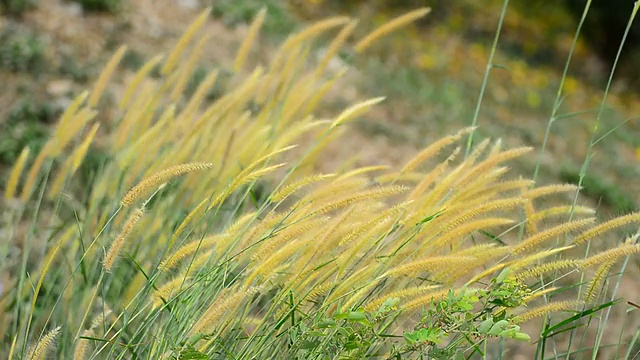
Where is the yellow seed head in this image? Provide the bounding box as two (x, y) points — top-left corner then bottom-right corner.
(355, 8), (431, 53)
(121, 162), (213, 207)
(4, 146), (30, 200)
(26, 326), (61, 360)
(103, 208), (145, 272)
(513, 301), (582, 324)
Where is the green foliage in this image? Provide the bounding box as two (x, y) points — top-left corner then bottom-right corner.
(287, 298), (401, 358)
(227, 271), (536, 359)
(0, 0), (37, 15)
(0, 29), (46, 73)
(71, 0), (121, 13)
(0, 98), (53, 165)
(399, 270), (532, 359)
(211, 0), (296, 36)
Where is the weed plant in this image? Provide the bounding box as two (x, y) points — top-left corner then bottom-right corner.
(1, 5), (639, 360)
(0, 29), (45, 73)
(0, 98), (53, 165)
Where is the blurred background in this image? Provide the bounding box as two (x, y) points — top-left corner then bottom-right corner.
(1, 0), (638, 217)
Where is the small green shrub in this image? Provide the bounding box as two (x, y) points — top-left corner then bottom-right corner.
(57, 55), (93, 83)
(0, 29), (46, 73)
(0, 98), (53, 165)
(211, 0), (296, 36)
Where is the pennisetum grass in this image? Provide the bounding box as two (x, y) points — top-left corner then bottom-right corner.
(1, 3), (638, 360)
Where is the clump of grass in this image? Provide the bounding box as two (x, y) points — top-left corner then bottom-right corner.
(1, 6), (639, 359)
(211, 0), (296, 37)
(0, 29), (46, 73)
(0, 98), (53, 165)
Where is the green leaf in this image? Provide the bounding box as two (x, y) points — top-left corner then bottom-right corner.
(491, 63), (512, 71)
(299, 340), (320, 350)
(335, 311), (370, 325)
(478, 318), (494, 334)
(488, 298), (511, 307)
(404, 331), (419, 344)
(178, 348), (209, 360)
(457, 300), (474, 311)
(418, 210), (445, 224)
(512, 331), (531, 342)
(378, 297), (400, 313)
(334, 312), (349, 320)
(416, 328), (430, 342)
(317, 319), (336, 328)
(344, 340), (361, 350)
(480, 230), (508, 246)
(495, 268), (511, 283)
(488, 320), (509, 336)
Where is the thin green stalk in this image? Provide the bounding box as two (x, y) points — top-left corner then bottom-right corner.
(565, 3), (639, 358)
(623, 322), (640, 359)
(37, 205), (121, 333)
(567, 0), (639, 222)
(18, 160), (52, 358)
(464, 0), (509, 157)
(531, 0), (593, 185)
(531, 9), (593, 349)
(592, 256), (633, 359)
